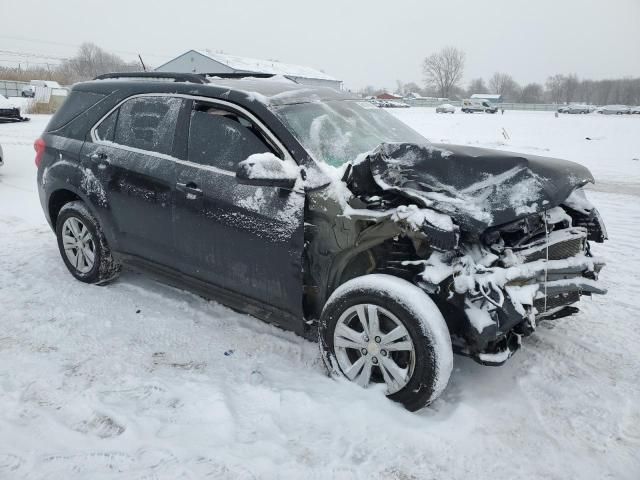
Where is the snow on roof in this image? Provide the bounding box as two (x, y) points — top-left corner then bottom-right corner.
(376, 92), (403, 99)
(194, 50), (337, 81)
(471, 93), (501, 99)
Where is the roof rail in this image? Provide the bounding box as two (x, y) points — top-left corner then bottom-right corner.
(94, 71), (284, 84)
(93, 72), (208, 84)
(202, 72), (276, 79)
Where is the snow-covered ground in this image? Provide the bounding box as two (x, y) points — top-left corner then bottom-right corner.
(1, 112), (639, 479)
(391, 108), (640, 194)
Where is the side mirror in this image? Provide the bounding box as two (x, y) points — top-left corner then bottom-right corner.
(236, 153), (299, 189)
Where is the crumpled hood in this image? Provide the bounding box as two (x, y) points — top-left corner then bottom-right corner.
(348, 142), (594, 233)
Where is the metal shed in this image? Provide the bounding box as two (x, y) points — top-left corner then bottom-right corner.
(155, 50), (342, 90)
(470, 93), (503, 103)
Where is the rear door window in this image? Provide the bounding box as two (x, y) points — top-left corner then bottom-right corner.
(112, 96), (183, 156)
(187, 103), (274, 171)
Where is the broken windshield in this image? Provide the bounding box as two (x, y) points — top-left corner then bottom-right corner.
(274, 100), (428, 167)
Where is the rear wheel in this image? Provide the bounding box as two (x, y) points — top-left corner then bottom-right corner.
(319, 274), (453, 411)
(56, 201), (120, 284)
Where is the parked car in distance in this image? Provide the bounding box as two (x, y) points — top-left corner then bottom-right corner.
(598, 105), (631, 115)
(461, 98), (498, 113)
(21, 85), (36, 98)
(36, 72), (608, 411)
(380, 100), (410, 108)
(22, 80), (68, 99)
(0, 94), (29, 123)
(566, 104), (591, 114)
(436, 103), (455, 114)
(630, 106), (640, 114)
(559, 105), (597, 114)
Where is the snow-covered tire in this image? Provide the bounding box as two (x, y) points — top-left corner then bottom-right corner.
(319, 274), (453, 411)
(55, 201), (121, 285)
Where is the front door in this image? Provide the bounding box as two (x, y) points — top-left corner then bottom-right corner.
(172, 100), (305, 328)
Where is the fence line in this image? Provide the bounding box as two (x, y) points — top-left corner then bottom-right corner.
(404, 98), (561, 111)
(0, 80), (30, 98)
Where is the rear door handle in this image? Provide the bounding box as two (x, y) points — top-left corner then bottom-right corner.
(176, 182), (203, 198)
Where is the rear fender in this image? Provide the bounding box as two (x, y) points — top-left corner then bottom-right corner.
(41, 162), (119, 251)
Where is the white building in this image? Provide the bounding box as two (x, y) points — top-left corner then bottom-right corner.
(471, 93), (502, 103)
(155, 50), (341, 90)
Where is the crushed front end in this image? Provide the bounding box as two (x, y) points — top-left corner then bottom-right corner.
(425, 200), (607, 366)
(339, 142), (608, 366)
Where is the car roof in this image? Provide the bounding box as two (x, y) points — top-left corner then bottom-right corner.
(208, 77), (356, 105)
(75, 75), (356, 107)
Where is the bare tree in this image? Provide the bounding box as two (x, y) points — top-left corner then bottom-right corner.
(403, 82), (422, 95)
(489, 72), (521, 101)
(57, 42), (139, 83)
(545, 74), (565, 103)
(359, 85), (378, 97)
(422, 46), (465, 99)
(576, 79), (592, 104)
(519, 83), (544, 103)
(563, 74), (579, 103)
(467, 78), (487, 96)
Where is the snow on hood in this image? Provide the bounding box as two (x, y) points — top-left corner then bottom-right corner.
(348, 143), (595, 233)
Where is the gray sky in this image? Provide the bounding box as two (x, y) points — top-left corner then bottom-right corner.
(1, 0), (638, 90)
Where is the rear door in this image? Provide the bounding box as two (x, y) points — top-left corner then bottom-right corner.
(82, 95), (185, 266)
(172, 99), (305, 326)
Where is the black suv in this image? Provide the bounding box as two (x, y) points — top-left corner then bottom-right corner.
(37, 72), (607, 410)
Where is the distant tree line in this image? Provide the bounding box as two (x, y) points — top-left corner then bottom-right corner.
(0, 43), (141, 85)
(2, 43), (638, 106)
(360, 46), (640, 105)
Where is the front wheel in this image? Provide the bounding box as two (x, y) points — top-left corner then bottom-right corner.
(319, 274), (453, 411)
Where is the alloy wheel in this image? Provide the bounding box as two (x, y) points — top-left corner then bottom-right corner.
(333, 304), (416, 394)
(62, 217), (96, 274)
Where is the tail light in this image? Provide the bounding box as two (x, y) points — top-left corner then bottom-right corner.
(34, 137), (46, 168)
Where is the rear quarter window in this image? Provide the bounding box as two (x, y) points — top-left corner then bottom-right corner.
(45, 91), (106, 132)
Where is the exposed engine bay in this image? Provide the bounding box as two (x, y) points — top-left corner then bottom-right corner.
(304, 142), (608, 365)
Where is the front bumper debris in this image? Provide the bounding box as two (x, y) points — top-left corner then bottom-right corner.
(448, 227), (606, 364)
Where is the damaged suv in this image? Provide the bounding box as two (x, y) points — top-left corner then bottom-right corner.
(37, 73), (607, 411)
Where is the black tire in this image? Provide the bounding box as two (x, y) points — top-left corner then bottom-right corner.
(319, 274), (453, 411)
(55, 201), (121, 285)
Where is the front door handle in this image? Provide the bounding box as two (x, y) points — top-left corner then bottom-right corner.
(176, 182), (203, 198)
